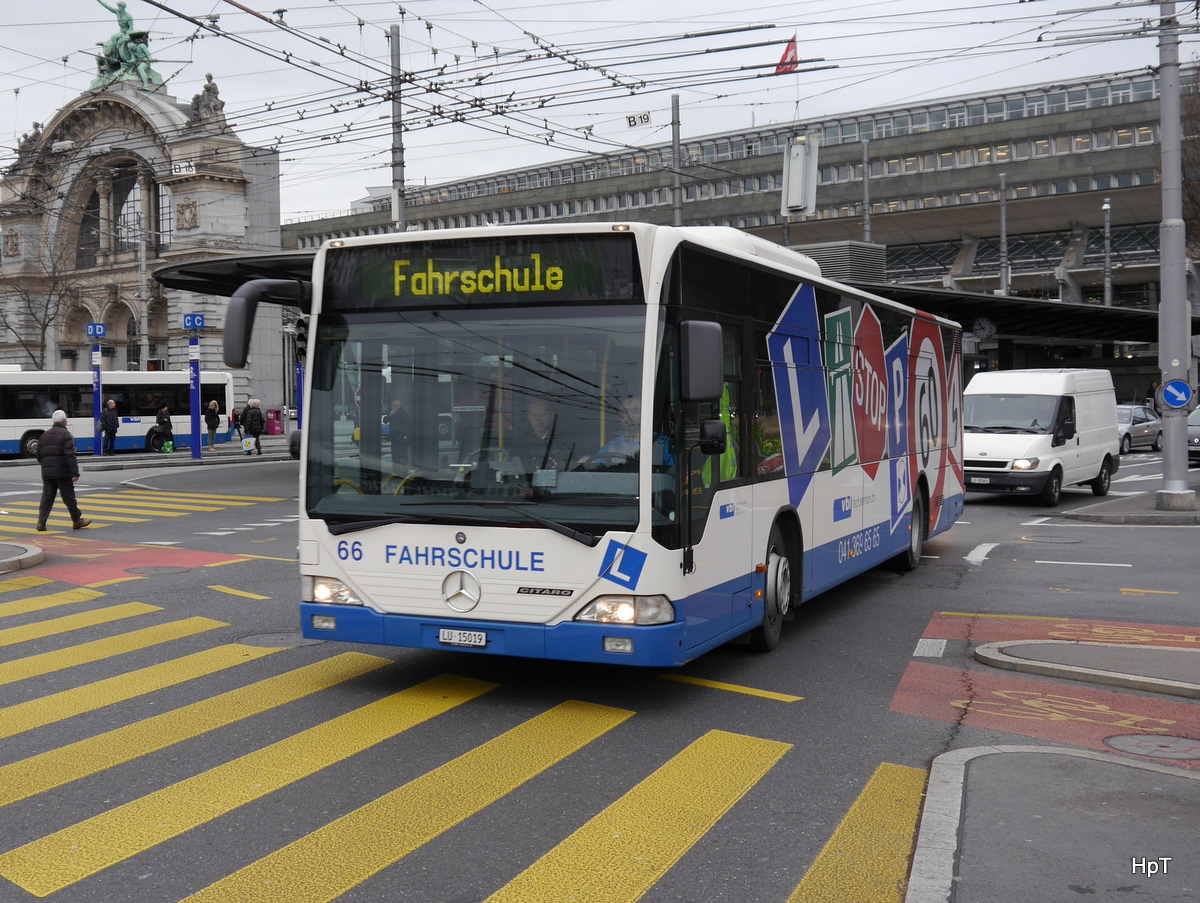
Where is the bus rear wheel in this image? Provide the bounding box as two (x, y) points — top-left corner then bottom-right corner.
(749, 523), (795, 652)
(146, 430), (165, 453)
(893, 489), (926, 572)
(20, 432), (42, 458)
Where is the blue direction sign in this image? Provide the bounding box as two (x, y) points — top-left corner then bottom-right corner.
(1161, 379), (1193, 409)
(183, 314), (206, 329)
(86, 323), (106, 338)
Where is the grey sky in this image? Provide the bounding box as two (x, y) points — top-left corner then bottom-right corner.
(2, 0), (1191, 219)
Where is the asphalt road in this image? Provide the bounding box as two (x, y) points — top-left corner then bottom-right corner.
(0, 450), (1194, 903)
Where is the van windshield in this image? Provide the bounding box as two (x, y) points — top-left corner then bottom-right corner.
(964, 394), (1060, 433)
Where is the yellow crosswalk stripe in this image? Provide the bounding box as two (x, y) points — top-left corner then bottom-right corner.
(0, 588), (106, 620)
(179, 700), (634, 903)
(116, 491), (258, 507)
(487, 730), (791, 903)
(207, 585), (270, 600)
(0, 673), (498, 896)
(118, 490), (283, 503)
(0, 514), (113, 529)
(76, 496), (224, 512)
(4, 501), (161, 520)
(0, 651), (390, 807)
(0, 617), (225, 687)
(786, 763), (927, 903)
(0, 576), (53, 594)
(0, 602), (159, 648)
(0, 643), (279, 741)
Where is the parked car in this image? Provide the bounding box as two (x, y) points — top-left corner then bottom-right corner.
(1116, 404), (1162, 454)
(1189, 408), (1200, 462)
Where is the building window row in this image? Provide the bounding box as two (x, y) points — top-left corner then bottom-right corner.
(819, 125), (1157, 185)
(815, 171), (1157, 220)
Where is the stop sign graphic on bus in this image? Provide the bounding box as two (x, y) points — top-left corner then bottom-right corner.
(852, 305), (887, 481)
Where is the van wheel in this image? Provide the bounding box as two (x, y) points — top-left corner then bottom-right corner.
(893, 490), (926, 572)
(1039, 467), (1063, 507)
(1152, 431), (1163, 452)
(748, 523), (796, 652)
(20, 432), (42, 458)
(1090, 458), (1112, 496)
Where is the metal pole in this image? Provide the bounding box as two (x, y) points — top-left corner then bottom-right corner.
(92, 342), (102, 456)
(671, 94), (682, 227)
(861, 140), (871, 242)
(999, 172), (1009, 296)
(189, 334), (201, 460)
(390, 24), (406, 233)
(1155, 0), (1194, 508)
(1102, 198), (1113, 307)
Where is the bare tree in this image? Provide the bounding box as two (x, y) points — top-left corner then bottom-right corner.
(0, 234), (83, 369)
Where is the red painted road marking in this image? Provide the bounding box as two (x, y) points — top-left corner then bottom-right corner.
(924, 612), (1199, 648)
(28, 539), (250, 587)
(892, 661), (1200, 769)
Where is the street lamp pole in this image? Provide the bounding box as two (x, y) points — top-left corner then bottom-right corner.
(1155, 0), (1194, 509)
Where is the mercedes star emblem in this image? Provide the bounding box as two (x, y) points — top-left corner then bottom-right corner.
(441, 569), (482, 612)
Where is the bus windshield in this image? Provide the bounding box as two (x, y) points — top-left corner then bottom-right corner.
(306, 304), (662, 536)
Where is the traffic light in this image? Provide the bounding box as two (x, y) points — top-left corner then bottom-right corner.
(294, 316), (308, 362)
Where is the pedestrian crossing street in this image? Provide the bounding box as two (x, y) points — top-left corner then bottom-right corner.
(0, 489), (286, 534)
(0, 577), (830, 903)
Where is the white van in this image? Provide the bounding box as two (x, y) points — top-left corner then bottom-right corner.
(962, 369), (1120, 506)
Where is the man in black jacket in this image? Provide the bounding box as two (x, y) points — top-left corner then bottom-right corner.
(36, 410), (91, 531)
(100, 399), (119, 456)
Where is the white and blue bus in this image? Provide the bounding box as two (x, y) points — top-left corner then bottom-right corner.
(171, 224), (964, 666)
(0, 368), (235, 457)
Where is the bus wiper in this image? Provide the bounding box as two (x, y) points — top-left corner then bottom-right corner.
(502, 504), (599, 547)
(326, 515), (430, 535)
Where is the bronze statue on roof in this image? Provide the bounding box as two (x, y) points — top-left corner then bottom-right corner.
(92, 0), (164, 90)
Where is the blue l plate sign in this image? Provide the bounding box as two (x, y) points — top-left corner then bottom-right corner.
(1161, 379), (1193, 409)
(183, 314), (206, 329)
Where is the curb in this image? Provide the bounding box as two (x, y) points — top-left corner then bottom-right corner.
(974, 640), (1200, 699)
(0, 543), (45, 574)
(904, 745), (1200, 903)
(1057, 509), (1200, 525)
(81, 452), (293, 471)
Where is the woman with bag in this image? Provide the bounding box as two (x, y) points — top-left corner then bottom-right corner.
(156, 404), (174, 453)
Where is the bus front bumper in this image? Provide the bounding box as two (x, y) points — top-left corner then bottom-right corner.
(300, 602), (690, 667)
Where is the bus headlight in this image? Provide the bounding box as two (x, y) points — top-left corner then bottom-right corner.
(305, 576), (362, 606)
(575, 595), (674, 625)
(1012, 457), (1040, 470)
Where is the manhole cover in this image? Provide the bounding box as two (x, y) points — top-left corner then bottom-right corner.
(1019, 536), (1082, 544)
(237, 632), (325, 648)
(126, 566), (190, 575)
(1104, 734), (1200, 760)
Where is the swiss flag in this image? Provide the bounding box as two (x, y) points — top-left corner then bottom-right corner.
(775, 35), (799, 74)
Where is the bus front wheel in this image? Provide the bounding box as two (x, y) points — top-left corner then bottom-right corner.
(749, 523), (795, 652)
(20, 432), (42, 458)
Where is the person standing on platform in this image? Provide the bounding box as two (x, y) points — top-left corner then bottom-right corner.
(100, 399), (119, 456)
(204, 400), (221, 453)
(36, 410), (91, 531)
(242, 398), (265, 456)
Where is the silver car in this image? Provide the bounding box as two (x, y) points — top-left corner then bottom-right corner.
(1188, 408), (1200, 462)
(1116, 404), (1162, 453)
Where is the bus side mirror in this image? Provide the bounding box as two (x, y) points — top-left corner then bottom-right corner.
(698, 419), (727, 455)
(224, 279), (311, 368)
(681, 320), (723, 403)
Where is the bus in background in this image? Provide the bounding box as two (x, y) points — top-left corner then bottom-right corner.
(0, 368), (235, 457)
(162, 223), (964, 666)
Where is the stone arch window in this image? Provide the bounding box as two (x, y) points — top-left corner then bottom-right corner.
(126, 313), (140, 369)
(112, 162), (143, 251)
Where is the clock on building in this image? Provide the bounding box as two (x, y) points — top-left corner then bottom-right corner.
(972, 318), (997, 340)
